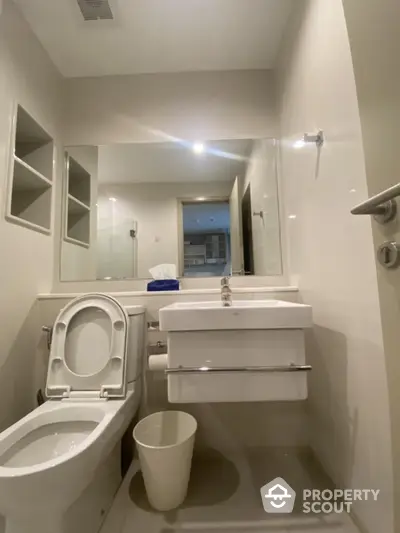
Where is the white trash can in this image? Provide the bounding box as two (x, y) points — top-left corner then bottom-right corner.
(133, 411), (197, 511)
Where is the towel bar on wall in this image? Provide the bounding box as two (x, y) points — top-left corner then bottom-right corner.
(351, 183), (400, 224)
(165, 364), (312, 375)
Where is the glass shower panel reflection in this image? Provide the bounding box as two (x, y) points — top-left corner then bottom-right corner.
(96, 198), (137, 279)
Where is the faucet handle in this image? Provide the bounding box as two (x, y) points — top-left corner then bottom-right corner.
(221, 276), (230, 286)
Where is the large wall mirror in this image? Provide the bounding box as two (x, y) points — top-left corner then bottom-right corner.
(60, 138), (282, 281)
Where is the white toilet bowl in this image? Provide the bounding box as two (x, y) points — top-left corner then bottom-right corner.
(0, 294), (145, 533)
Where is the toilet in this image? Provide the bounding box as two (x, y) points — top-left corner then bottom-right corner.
(0, 294), (145, 533)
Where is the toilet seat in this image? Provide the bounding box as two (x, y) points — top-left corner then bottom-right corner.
(46, 294), (128, 399)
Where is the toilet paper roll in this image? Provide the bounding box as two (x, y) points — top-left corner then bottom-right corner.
(148, 353), (168, 372)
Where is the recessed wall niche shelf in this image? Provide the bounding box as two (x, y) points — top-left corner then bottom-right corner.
(5, 105), (54, 234)
(64, 153), (91, 248)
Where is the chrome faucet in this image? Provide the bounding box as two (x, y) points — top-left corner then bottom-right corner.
(221, 276), (232, 307)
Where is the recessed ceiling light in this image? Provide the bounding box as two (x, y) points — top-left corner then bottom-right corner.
(193, 142), (205, 154)
(109, 197), (117, 202)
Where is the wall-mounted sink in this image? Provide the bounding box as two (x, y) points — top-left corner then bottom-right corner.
(159, 300), (312, 331)
(158, 299), (313, 403)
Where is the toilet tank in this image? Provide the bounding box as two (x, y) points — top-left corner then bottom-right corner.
(125, 306), (146, 384)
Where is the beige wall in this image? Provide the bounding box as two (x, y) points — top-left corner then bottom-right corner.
(277, 1), (393, 532)
(97, 181), (233, 279)
(61, 70), (277, 146)
(243, 139), (282, 275)
(342, 0), (400, 531)
(0, 0), (62, 429)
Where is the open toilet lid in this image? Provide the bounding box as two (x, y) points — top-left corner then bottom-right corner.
(46, 294), (128, 399)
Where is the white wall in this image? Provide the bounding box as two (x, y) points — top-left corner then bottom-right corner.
(62, 70), (277, 146)
(0, 0), (62, 429)
(342, 1), (400, 530)
(243, 139), (282, 275)
(277, 1), (393, 532)
(97, 181), (232, 279)
(60, 146), (98, 281)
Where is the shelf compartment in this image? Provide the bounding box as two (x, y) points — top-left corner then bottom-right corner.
(64, 235), (90, 249)
(14, 106), (53, 180)
(68, 156), (91, 206)
(5, 214), (51, 235)
(5, 105), (54, 235)
(10, 185), (52, 232)
(63, 151), (92, 247)
(67, 207), (90, 247)
(13, 156), (52, 191)
(68, 194), (90, 215)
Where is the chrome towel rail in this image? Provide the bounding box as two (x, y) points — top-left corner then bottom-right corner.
(165, 364), (312, 375)
(351, 183), (400, 224)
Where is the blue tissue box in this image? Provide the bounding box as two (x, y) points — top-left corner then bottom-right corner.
(147, 279), (180, 292)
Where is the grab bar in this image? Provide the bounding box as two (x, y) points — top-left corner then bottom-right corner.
(351, 183), (400, 223)
(165, 364), (312, 375)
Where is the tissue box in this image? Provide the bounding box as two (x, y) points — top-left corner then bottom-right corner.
(147, 280), (180, 292)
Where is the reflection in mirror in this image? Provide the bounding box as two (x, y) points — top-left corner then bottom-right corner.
(60, 139), (282, 281)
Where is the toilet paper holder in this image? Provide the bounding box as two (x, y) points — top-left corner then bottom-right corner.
(149, 341), (167, 349)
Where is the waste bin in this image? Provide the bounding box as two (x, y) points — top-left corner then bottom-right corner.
(133, 411), (197, 511)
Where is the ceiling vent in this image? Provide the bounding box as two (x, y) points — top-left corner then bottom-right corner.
(77, 0), (114, 21)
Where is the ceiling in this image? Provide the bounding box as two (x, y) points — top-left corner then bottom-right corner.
(97, 139), (253, 184)
(183, 202), (230, 232)
(13, 0), (295, 77)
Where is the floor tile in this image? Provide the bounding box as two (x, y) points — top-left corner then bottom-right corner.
(100, 448), (360, 533)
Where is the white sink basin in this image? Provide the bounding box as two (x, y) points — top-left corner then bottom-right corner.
(159, 300), (312, 331)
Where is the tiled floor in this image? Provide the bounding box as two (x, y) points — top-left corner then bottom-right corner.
(100, 448), (360, 533)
